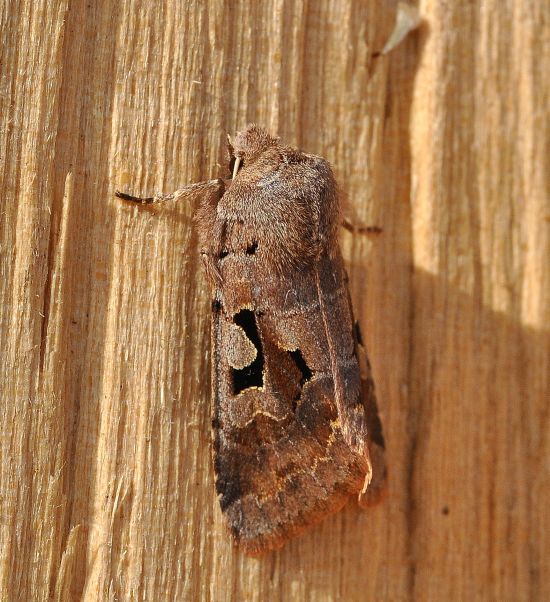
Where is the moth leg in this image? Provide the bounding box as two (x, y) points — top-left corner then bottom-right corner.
(341, 217), (382, 235)
(115, 178), (224, 205)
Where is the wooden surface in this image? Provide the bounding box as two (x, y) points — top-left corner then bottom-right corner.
(1, 1), (548, 600)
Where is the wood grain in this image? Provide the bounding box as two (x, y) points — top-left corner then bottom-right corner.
(1, 1), (548, 600)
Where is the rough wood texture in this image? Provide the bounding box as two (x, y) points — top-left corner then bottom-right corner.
(1, 1), (548, 600)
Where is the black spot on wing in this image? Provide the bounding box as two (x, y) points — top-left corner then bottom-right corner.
(246, 241), (258, 255)
(288, 348), (313, 411)
(232, 309), (264, 393)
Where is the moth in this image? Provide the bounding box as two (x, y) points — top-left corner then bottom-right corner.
(117, 125), (386, 555)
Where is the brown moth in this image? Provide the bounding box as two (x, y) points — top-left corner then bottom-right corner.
(116, 125), (386, 555)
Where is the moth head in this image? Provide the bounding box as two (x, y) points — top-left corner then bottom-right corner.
(227, 124), (279, 178)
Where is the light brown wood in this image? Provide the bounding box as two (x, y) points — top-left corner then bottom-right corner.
(1, 1), (548, 600)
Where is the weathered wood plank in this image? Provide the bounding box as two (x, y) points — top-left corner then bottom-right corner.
(1, 1), (548, 600)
